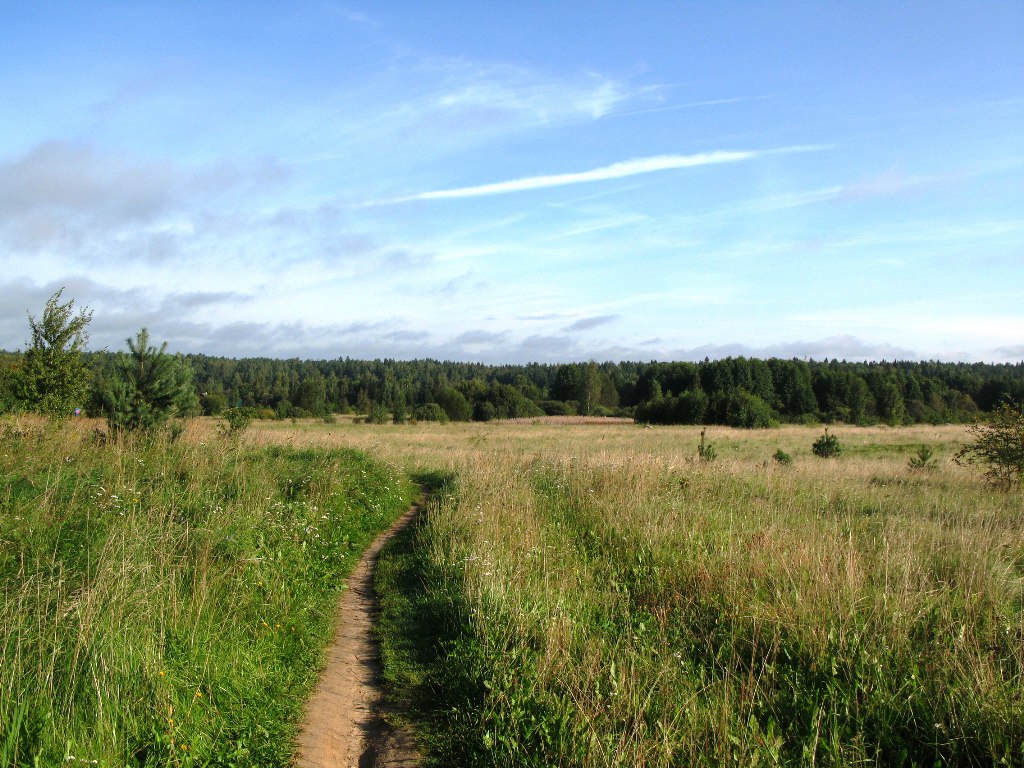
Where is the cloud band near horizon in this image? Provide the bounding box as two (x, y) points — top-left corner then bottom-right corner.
(379, 147), (821, 204)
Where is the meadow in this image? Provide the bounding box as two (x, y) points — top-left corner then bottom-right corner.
(3, 415), (1021, 766)
(246, 417), (1023, 767)
(0, 416), (414, 766)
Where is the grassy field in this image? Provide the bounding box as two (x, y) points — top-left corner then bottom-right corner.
(0, 416), (414, 766)
(245, 417), (1023, 767)
(4, 415), (1021, 766)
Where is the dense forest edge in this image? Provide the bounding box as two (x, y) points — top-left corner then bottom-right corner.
(4, 347), (1024, 427)
(3, 290), (1021, 428)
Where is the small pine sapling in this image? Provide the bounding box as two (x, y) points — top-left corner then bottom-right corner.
(812, 428), (842, 458)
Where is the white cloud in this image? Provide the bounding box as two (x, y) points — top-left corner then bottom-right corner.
(382, 149), (771, 203)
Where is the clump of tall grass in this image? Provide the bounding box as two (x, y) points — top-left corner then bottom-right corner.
(379, 435), (1024, 766)
(0, 416), (413, 766)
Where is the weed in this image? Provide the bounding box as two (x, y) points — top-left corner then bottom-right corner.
(698, 428), (717, 462)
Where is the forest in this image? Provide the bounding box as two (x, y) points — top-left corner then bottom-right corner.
(5, 345), (1021, 427)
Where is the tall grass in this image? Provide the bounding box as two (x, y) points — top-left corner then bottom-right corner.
(0, 416), (414, 766)
(369, 422), (1023, 766)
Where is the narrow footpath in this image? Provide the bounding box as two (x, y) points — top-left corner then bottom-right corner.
(294, 504), (422, 768)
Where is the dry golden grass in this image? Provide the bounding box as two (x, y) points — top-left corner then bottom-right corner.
(308, 416), (1022, 766)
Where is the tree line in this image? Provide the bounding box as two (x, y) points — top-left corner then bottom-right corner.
(173, 355), (1020, 426)
(3, 291), (1024, 427)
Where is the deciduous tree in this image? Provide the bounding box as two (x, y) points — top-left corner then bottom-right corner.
(956, 401), (1024, 489)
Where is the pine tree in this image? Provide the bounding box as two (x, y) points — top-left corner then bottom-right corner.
(16, 289), (92, 418)
(99, 328), (196, 433)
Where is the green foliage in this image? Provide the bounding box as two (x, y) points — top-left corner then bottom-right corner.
(0, 354), (22, 414)
(162, 353), (1024, 428)
(219, 406), (254, 438)
(435, 387), (472, 421)
(15, 289), (93, 419)
(907, 445), (937, 471)
(366, 403), (390, 424)
(956, 401), (1024, 488)
(698, 428), (717, 462)
(413, 402), (449, 423)
(473, 400), (497, 422)
(812, 428), (842, 458)
(773, 448), (793, 465)
(199, 390), (228, 416)
(713, 389), (777, 428)
(96, 328), (197, 434)
(635, 388), (707, 425)
(539, 399), (577, 416)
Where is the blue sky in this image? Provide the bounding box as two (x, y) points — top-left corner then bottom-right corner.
(2, 2), (1022, 363)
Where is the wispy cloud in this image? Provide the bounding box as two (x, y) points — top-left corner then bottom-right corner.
(608, 94), (774, 120)
(565, 314), (620, 332)
(379, 147), (819, 203)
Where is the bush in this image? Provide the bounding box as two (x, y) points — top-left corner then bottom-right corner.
(219, 407), (254, 438)
(908, 445), (937, 471)
(473, 401), (497, 422)
(414, 403), (449, 423)
(697, 429), (716, 462)
(540, 400), (577, 417)
(812, 429), (842, 458)
(366, 404), (390, 424)
(955, 402), (1024, 489)
(435, 388), (473, 421)
(715, 389), (777, 429)
(773, 448), (793, 465)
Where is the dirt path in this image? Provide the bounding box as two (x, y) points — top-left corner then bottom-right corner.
(294, 505), (422, 768)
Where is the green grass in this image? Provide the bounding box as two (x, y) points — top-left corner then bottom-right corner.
(374, 432), (1024, 767)
(0, 417), (415, 767)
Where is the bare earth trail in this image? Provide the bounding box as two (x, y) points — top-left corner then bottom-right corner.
(295, 504), (422, 768)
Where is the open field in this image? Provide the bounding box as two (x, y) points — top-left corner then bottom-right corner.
(0, 416), (414, 766)
(240, 417), (1022, 767)
(3, 415), (1021, 766)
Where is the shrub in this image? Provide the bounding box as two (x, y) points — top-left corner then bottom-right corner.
(219, 407), (254, 438)
(540, 400), (577, 417)
(955, 402), (1024, 489)
(435, 388), (473, 421)
(812, 429), (842, 458)
(715, 389), (776, 429)
(773, 448), (793, 465)
(697, 429), (716, 462)
(473, 401), (497, 422)
(908, 445), (937, 471)
(366, 403), (390, 424)
(414, 403), (449, 423)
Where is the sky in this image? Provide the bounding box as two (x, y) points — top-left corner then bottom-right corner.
(1, 2), (1023, 364)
